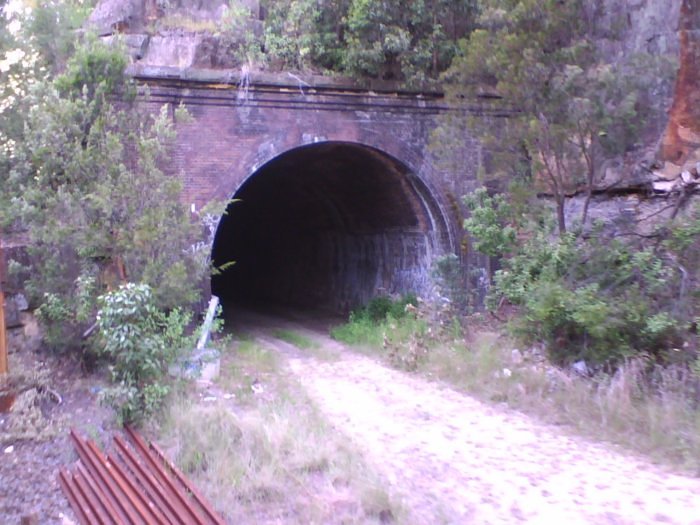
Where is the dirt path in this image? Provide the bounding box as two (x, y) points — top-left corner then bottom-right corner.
(236, 312), (700, 525)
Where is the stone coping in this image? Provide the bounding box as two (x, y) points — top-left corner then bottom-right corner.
(127, 64), (447, 98)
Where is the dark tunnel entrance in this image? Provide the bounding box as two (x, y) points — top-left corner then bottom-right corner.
(211, 142), (450, 313)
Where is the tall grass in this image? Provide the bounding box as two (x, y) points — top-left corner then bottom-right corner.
(334, 309), (700, 473)
(160, 340), (404, 524)
(425, 332), (700, 473)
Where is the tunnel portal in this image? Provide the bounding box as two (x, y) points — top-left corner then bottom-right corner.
(211, 142), (449, 313)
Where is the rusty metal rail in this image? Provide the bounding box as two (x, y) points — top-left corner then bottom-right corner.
(59, 427), (226, 525)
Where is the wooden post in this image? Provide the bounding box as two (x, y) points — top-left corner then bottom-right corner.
(0, 236), (7, 375)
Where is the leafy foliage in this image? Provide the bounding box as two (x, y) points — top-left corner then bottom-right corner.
(361, 294), (418, 323)
(462, 187), (516, 257)
(343, 0), (477, 84)
(262, 0), (322, 70)
(217, 0), (476, 83)
(441, 0), (674, 234)
(96, 283), (193, 424)
(0, 7), (223, 425)
(7, 37), (210, 353)
(464, 188), (696, 368)
(219, 2), (265, 65)
(331, 295), (419, 345)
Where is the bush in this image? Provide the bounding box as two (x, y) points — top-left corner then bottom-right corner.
(95, 283), (193, 424)
(331, 295), (419, 341)
(10, 38), (211, 355)
(363, 294), (418, 322)
(331, 295), (429, 370)
(463, 187), (696, 369)
(497, 234), (686, 367)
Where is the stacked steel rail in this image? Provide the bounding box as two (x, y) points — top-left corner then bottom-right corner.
(59, 426), (226, 525)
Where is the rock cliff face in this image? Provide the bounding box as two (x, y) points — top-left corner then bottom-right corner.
(86, 0), (699, 218)
(87, 0), (693, 161)
(87, 0), (255, 69)
(582, 0), (700, 232)
(88, 0), (147, 35)
(661, 0), (700, 169)
(568, 0), (700, 228)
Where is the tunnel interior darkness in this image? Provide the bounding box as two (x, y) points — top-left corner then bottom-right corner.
(211, 142), (448, 313)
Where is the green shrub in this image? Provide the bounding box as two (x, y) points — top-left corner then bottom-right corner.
(330, 311), (382, 347)
(331, 294), (425, 348)
(361, 294), (418, 322)
(500, 235), (685, 367)
(463, 187), (517, 258)
(463, 187), (695, 369)
(10, 38), (211, 355)
(95, 283), (193, 424)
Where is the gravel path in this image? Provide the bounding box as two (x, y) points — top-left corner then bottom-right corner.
(288, 353), (700, 525)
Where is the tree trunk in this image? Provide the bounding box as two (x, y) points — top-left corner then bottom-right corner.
(580, 140), (595, 229)
(581, 186), (592, 229)
(432, 8), (439, 77)
(556, 195), (567, 237)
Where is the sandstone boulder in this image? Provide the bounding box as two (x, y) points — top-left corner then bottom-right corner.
(87, 0), (145, 35)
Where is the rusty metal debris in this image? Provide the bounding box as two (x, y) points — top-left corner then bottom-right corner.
(59, 426), (226, 525)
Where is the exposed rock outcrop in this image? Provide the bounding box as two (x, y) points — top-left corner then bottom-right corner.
(661, 0), (700, 168)
(87, 0), (259, 68)
(140, 32), (246, 69)
(87, 0), (147, 35)
(597, 0), (680, 57)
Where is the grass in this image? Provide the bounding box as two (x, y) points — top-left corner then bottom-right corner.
(273, 329), (320, 350)
(330, 306), (435, 372)
(332, 312), (700, 474)
(0, 355), (66, 442)
(331, 314), (428, 349)
(272, 328), (342, 362)
(159, 338), (404, 524)
(330, 296), (421, 349)
(435, 334), (700, 472)
(213, 338), (280, 404)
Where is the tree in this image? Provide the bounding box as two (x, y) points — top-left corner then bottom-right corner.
(1, 0), (91, 224)
(7, 36), (210, 354)
(443, 0), (672, 235)
(343, 0), (477, 84)
(263, 0), (322, 71)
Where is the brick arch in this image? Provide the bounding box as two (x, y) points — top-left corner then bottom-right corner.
(230, 138), (455, 249)
(211, 140), (452, 311)
(137, 75), (485, 308)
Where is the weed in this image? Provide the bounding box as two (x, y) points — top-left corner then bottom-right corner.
(235, 339), (277, 369)
(337, 299), (700, 473)
(382, 316), (430, 371)
(217, 340), (277, 403)
(95, 283), (193, 425)
(331, 313), (384, 347)
(0, 359), (64, 441)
